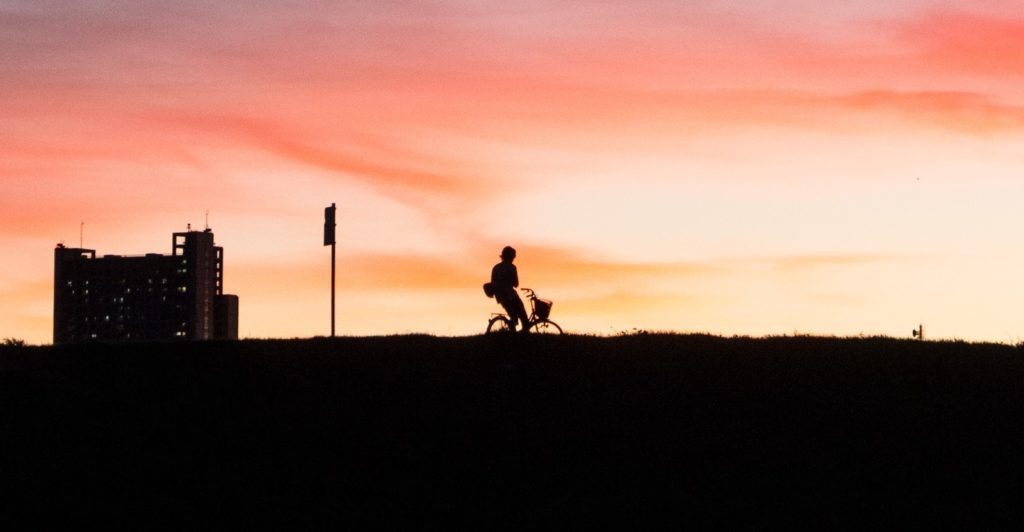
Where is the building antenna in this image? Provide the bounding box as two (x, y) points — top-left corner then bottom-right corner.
(80, 221), (84, 249)
(205, 209), (210, 230)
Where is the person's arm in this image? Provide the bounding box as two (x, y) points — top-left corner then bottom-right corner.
(512, 265), (519, 288)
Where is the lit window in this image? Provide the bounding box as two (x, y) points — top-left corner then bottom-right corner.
(178, 286), (187, 293)
(66, 281), (72, 287)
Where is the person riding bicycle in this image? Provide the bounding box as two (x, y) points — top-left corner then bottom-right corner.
(491, 246), (531, 333)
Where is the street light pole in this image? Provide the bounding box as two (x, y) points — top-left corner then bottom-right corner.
(331, 237), (336, 338)
(324, 203), (337, 337)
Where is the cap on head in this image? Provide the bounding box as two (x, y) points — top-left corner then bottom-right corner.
(501, 246), (516, 260)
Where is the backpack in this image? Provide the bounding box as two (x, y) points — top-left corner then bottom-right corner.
(482, 282), (495, 298)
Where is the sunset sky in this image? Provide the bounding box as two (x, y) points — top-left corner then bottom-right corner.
(3, 1), (1023, 344)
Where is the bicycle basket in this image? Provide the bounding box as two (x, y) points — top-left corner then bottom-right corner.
(533, 298), (553, 320)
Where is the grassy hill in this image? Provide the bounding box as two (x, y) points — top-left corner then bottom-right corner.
(3, 334), (1024, 528)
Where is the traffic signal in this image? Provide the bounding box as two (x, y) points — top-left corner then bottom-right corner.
(324, 203), (336, 246)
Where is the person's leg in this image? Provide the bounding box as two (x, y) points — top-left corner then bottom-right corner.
(511, 297), (530, 333)
(499, 298), (522, 331)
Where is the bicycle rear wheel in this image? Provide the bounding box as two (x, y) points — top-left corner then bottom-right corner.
(530, 319), (563, 335)
(486, 316), (512, 334)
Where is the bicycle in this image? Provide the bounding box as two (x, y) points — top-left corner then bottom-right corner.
(486, 288), (564, 334)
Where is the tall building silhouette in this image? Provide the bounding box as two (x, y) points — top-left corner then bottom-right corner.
(53, 229), (239, 344)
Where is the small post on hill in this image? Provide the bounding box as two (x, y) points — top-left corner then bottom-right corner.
(324, 203), (337, 337)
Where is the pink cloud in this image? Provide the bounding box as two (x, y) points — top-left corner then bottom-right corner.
(897, 10), (1024, 77)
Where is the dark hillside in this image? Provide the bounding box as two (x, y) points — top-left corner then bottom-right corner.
(3, 335), (1024, 528)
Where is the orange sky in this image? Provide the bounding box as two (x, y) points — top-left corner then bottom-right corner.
(3, 1), (1024, 344)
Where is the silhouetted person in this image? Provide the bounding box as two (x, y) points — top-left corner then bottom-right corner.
(492, 246), (530, 333)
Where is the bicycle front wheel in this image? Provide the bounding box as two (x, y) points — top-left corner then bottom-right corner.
(486, 316), (512, 334)
(530, 319), (563, 335)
